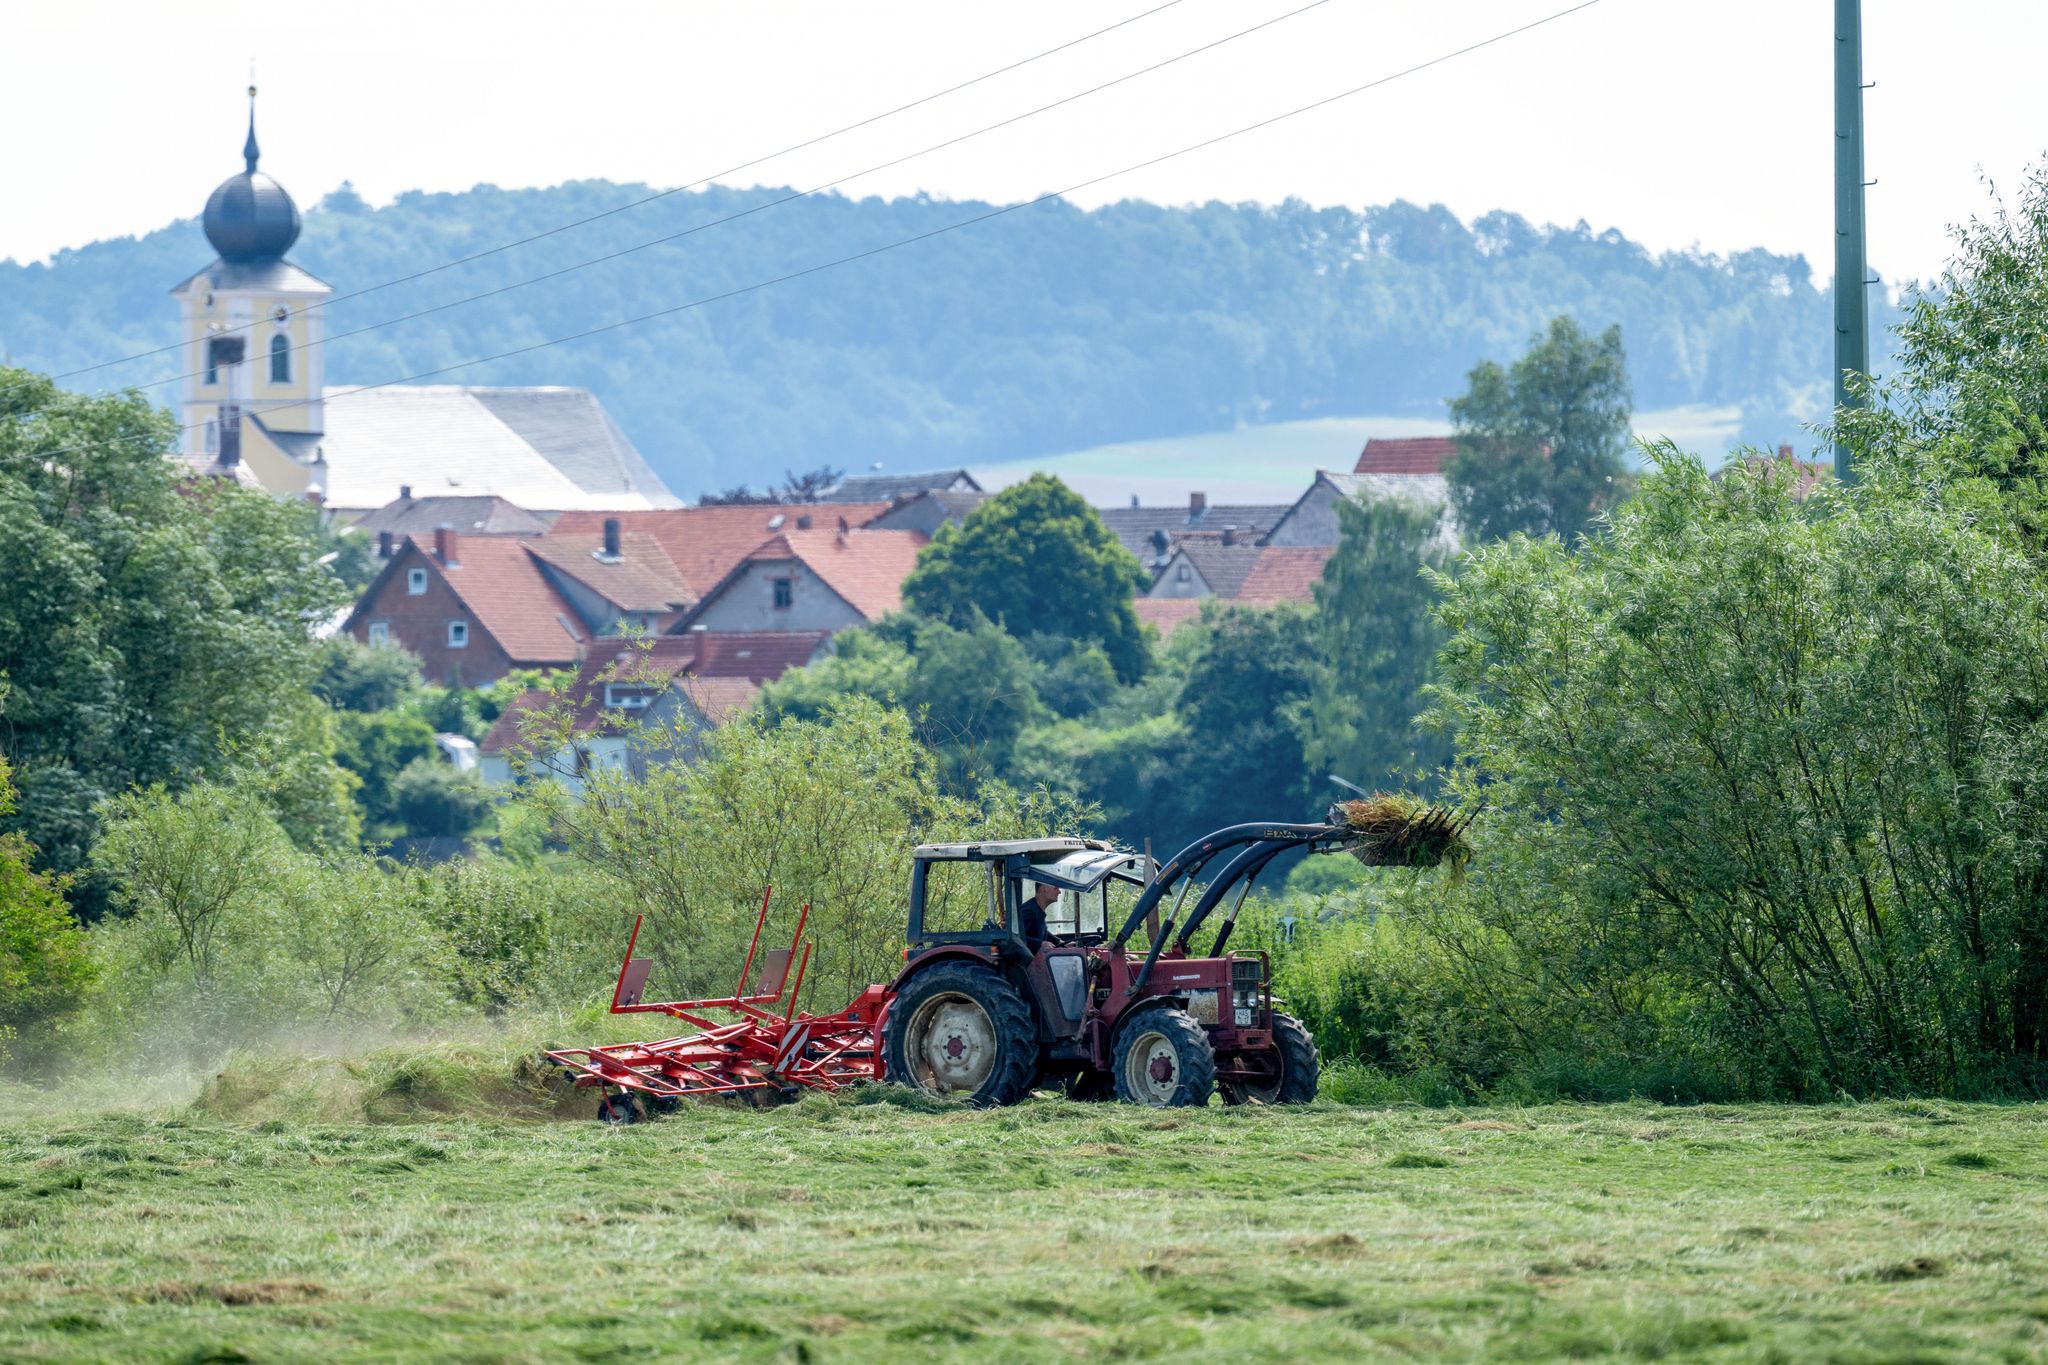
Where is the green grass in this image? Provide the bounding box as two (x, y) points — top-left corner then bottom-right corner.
(4, 1088), (2048, 1362)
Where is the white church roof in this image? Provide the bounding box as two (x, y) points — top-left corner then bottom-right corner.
(313, 385), (679, 513)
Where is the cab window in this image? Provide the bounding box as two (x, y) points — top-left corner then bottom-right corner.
(920, 859), (1000, 935)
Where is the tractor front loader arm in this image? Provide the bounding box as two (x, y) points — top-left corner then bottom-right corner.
(1113, 822), (1348, 992)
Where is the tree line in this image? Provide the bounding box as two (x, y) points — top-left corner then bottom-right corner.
(2, 181), (1896, 494)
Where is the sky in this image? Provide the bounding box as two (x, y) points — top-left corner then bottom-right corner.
(2, 0), (2041, 286)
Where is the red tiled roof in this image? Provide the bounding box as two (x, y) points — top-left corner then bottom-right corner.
(1355, 436), (1457, 476)
(1718, 454), (1832, 500)
(522, 531), (692, 614)
(742, 526), (929, 621)
(413, 533), (587, 665)
(1134, 597), (1205, 638)
(480, 631), (830, 753)
(545, 505), (892, 605)
(1237, 545), (1336, 606)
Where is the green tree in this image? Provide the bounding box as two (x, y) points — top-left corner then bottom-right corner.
(314, 638), (423, 713)
(333, 710), (439, 842)
(0, 368), (348, 882)
(1299, 493), (1454, 792)
(1167, 603), (1324, 847)
(389, 759), (493, 842)
(902, 474), (1149, 683)
(1445, 316), (1634, 543)
(0, 756), (92, 1065)
(1430, 446), (2048, 1095)
(1877, 164), (2048, 550)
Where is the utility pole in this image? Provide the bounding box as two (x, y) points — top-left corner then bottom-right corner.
(1833, 0), (1869, 482)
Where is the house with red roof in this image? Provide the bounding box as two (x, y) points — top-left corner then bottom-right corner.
(343, 528), (589, 684)
(1354, 435), (1457, 476)
(546, 504), (893, 610)
(477, 631), (831, 787)
(673, 522), (930, 633)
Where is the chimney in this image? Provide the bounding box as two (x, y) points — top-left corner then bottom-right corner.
(1221, 526), (1237, 546)
(1778, 443), (1794, 460)
(434, 523), (458, 567)
(1189, 491), (1207, 520)
(377, 530), (393, 559)
(399, 484), (413, 501)
(602, 516), (621, 561)
(795, 513), (812, 530)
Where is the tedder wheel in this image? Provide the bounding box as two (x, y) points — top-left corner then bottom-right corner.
(597, 1091), (641, 1125)
(1111, 1008), (1215, 1108)
(1220, 1012), (1321, 1106)
(883, 962), (1037, 1107)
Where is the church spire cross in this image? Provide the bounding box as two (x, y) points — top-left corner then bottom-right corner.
(243, 84), (260, 173)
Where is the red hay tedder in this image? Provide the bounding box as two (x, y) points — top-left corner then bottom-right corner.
(550, 817), (1404, 1120)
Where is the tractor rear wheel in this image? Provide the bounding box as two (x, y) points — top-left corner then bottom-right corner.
(1112, 1008), (1215, 1108)
(1221, 1013), (1321, 1105)
(883, 962), (1037, 1107)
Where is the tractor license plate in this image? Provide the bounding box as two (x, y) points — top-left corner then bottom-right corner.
(1234, 1007), (1254, 1027)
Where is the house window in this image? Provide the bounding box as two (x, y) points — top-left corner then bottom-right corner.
(1175, 563), (1191, 583)
(366, 621), (389, 647)
(772, 577), (794, 610)
(204, 355), (218, 386)
(407, 568), (428, 595)
(604, 683), (655, 711)
(269, 334), (291, 384)
(447, 620), (469, 648)
(204, 418), (219, 454)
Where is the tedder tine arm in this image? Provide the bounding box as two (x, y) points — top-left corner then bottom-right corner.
(733, 886), (774, 1000)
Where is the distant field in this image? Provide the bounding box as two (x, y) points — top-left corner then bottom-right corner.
(975, 406), (1749, 504)
(4, 1090), (2045, 1362)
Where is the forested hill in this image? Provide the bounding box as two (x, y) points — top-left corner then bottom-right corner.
(1, 180), (1892, 494)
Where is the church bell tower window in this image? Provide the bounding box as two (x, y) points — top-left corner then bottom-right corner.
(270, 334), (291, 384)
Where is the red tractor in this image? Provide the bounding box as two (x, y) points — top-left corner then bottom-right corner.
(550, 820), (1358, 1113)
(881, 821), (1342, 1107)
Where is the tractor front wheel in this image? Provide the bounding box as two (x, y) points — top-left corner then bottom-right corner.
(883, 962), (1038, 1107)
(1221, 1013), (1321, 1105)
(1112, 1008), (1215, 1108)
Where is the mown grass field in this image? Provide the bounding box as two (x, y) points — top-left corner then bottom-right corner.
(3, 1088), (2047, 1363)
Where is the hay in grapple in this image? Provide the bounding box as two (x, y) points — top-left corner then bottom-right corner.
(1329, 795), (1474, 872)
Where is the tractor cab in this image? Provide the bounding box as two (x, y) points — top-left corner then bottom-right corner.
(905, 837), (1144, 951)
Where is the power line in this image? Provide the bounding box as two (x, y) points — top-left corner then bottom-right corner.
(114, 0), (1337, 400)
(13, 0), (1603, 471)
(3, 0), (1192, 398)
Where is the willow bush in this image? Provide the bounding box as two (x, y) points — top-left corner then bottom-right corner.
(1429, 447), (2048, 1096)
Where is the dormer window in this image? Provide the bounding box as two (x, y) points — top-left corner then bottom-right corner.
(604, 683), (657, 711)
(407, 568), (428, 595)
(269, 334), (291, 384)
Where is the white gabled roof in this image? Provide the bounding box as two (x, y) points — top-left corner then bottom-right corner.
(311, 386), (678, 513)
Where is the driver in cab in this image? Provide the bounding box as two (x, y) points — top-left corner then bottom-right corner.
(1020, 881), (1060, 956)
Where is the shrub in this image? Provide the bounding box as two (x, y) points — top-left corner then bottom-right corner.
(389, 758), (492, 842)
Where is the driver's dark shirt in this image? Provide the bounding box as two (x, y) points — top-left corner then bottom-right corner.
(1020, 898), (1049, 955)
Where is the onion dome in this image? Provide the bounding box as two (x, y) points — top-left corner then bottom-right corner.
(201, 87), (300, 264)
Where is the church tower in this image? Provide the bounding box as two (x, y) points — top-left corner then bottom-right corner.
(170, 87), (333, 498)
